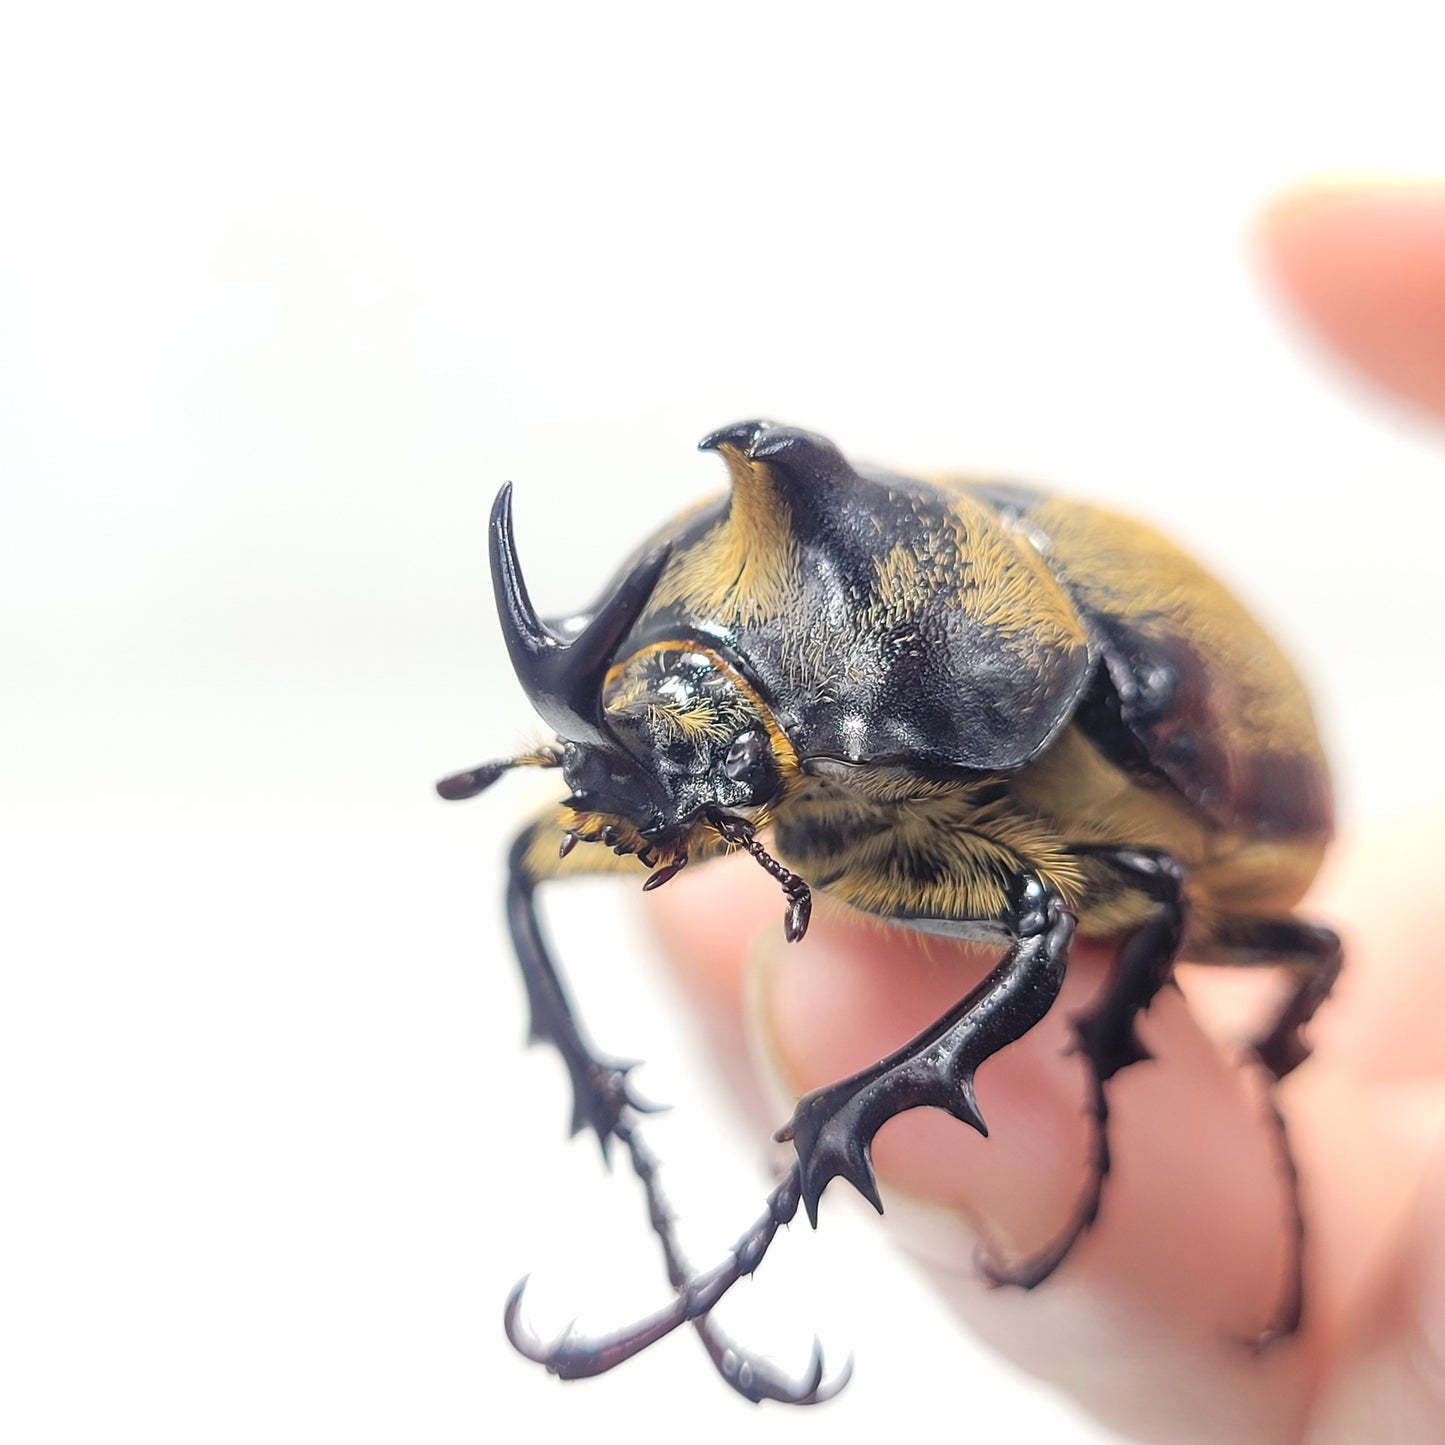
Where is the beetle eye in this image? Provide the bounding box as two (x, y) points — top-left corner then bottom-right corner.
(724, 730), (767, 783)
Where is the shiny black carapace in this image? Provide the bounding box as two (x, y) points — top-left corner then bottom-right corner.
(439, 421), (1339, 1403)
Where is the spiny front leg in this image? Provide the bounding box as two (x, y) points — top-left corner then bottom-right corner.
(438, 754), (650, 1146)
(505, 818), (660, 1152)
(500, 807), (842, 1402)
(778, 874), (1076, 1225)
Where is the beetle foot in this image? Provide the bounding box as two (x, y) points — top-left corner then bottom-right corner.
(503, 1168), (848, 1404)
(504, 1273), (682, 1379)
(691, 1322), (851, 1405)
(505, 1278), (848, 1403)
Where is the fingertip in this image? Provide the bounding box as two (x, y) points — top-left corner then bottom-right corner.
(644, 855), (781, 1021)
(1258, 178), (1445, 419)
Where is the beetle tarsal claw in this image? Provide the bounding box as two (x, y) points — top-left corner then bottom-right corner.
(606, 1059), (668, 1117)
(500, 1279), (695, 1379)
(502, 1276), (560, 1364)
(707, 1331), (852, 1406)
(503, 1280), (847, 1398)
(501, 1166), (847, 1402)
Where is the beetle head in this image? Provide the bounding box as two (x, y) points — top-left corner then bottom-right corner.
(490, 485), (792, 856)
(595, 646), (789, 832)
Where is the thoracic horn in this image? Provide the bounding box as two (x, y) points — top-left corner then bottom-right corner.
(489, 484), (670, 746)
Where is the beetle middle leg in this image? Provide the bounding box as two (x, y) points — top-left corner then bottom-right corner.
(502, 808), (842, 1403)
(975, 846), (1185, 1291)
(980, 873), (1338, 1345)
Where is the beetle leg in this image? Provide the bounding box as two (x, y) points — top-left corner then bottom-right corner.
(504, 809), (844, 1401)
(777, 872), (1076, 1226)
(614, 1124), (848, 1403)
(1188, 917), (1342, 1080)
(505, 1161), (852, 1401)
(506, 817), (659, 1153)
(977, 847), (1185, 1291)
(1179, 916), (1343, 1344)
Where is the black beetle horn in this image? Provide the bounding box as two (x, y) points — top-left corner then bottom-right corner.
(490, 484), (670, 746)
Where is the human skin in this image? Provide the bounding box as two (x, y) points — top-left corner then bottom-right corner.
(646, 180), (1445, 1443)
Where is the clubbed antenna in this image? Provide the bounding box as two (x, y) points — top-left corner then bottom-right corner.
(435, 746), (562, 803)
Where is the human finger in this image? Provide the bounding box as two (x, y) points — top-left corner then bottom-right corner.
(1301, 816), (1445, 1082)
(1260, 179), (1445, 419)
(1304, 1133), (1445, 1443)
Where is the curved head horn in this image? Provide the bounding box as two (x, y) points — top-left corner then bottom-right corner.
(489, 484), (670, 746)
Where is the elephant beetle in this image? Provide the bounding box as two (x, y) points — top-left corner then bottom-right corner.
(438, 420), (1340, 1403)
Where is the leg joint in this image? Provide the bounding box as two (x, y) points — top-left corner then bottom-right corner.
(1073, 844), (1186, 903)
(1008, 871), (1075, 940)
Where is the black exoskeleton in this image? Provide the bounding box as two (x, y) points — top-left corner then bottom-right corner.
(439, 421), (1341, 1402)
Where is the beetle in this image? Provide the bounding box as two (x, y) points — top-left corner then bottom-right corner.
(438, 420), (1340, 1404)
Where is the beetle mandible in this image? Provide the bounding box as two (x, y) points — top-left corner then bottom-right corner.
(438, 421), (1340, 1403)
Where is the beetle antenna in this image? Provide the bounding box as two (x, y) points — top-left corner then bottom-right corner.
(705, 808), (812, 942)
(435, 746), (562, 802)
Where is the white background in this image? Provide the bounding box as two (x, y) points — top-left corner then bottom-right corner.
(3, 3), (1444, 1442)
